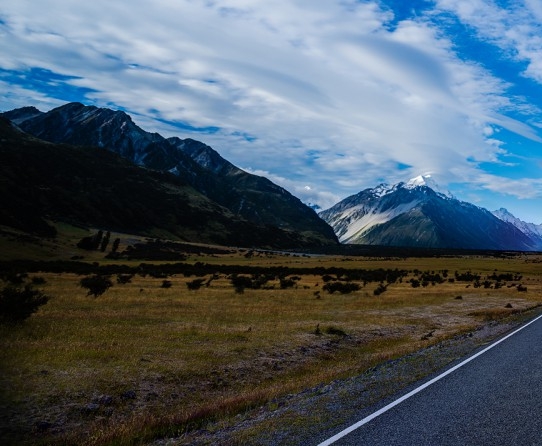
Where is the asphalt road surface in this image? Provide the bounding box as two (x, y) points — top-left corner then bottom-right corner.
(318, 314), (542, 446)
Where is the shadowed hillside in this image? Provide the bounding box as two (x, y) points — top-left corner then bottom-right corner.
(0, 117), (334, 249)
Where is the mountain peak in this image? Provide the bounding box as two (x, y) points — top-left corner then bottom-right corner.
(404, 174), (440, 191)
(1, 105), (44, 125)
(405, 174), (432, 188)
(494, 207), (512, 216)
(403, 174), (452, 198)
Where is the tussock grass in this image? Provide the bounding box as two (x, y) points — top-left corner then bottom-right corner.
(1, 253), (541, 445)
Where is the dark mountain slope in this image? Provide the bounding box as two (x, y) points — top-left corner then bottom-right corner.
(0, 118), (326, 248)
(168, 137), (338, 242)
(3, 103), (337, 245)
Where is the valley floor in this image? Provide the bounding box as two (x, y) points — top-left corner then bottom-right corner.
(1, 232), (541, 445)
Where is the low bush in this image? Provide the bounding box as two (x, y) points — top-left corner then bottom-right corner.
(116, 274), (133, 284)
(80, 275), (113, 297)
(323, 281), (361, 294)
(0, 285), (49, 323)
(230, 275), (253, 294)
(186, 278), (206, 291)
(279, 278), (297, 289)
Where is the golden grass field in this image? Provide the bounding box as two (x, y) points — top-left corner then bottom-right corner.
(1, 229), (542, 445)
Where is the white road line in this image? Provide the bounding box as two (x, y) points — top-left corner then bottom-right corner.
(318, 313), (542, 446)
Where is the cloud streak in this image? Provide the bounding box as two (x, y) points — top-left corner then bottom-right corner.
(1, 0), (541, 220)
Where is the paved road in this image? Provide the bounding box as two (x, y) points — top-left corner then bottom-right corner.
(318, 314), (542, 446)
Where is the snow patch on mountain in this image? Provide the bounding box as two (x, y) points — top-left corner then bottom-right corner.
(372, 183), (395, 197)
(338, 199), (421, 243)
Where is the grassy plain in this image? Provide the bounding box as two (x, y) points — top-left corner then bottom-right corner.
(1, 230), (542, 445)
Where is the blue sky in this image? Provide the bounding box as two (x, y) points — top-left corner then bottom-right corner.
(1, 0), (542, 223)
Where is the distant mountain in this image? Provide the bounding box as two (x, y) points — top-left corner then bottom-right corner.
(0, 117), (331, 248)
(2, 103), (337, 246)
(492, 208), (542, 249)
(320, 175), (537, 250)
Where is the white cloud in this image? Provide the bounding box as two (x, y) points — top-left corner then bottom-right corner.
(435, 0), (542, 83)
(474, 173), (542, 199)
(0, 81), (64, 112)
(0, 0), (541, 220)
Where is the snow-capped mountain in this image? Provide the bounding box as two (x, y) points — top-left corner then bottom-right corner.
(320, 176), (538, 250)
(404, 174), (450, 197)
(492, 208), (542, 249)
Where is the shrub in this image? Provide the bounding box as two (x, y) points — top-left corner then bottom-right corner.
(0, 285), (49, 323)
(482, 280), (493, 289)
(80, 275), (113, 297)
(230, 275), (254, 294)
(186, 278), (206, 290)
(373, 283), (388, 296)
(161, 280), (172, 289)
(455, 271), (481, 282)
(279, 278), (297, 289)
(116, 274), (133, 284)
(248, 274), (272, 290)
(323, 281), (361, 294)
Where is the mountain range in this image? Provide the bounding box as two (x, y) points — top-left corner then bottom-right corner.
(2, 103), (541, 252)
(1, 103), (337, 248)
(319, 175), (542, 251)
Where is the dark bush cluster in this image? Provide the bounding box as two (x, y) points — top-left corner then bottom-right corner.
(116, 274), (133, 284)
(455, 271), (481, 282)
(323, 281), (361, 294)
(230, 275), (255, 294)
(418, 272), (445, 285)
(279, 277), (298, 289)
(80, 275), (113, 297)
(186, 278), (206, 290)
(489, 272), (522, 282)
(230, 274), (276, 293)
(0, 285), (49, 323)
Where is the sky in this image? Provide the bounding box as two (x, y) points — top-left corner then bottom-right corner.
(1, 0), (542, 224)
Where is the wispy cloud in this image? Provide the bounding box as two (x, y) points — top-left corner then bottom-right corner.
(1, 0), (541, 221)
(435, 0), (542, 83)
